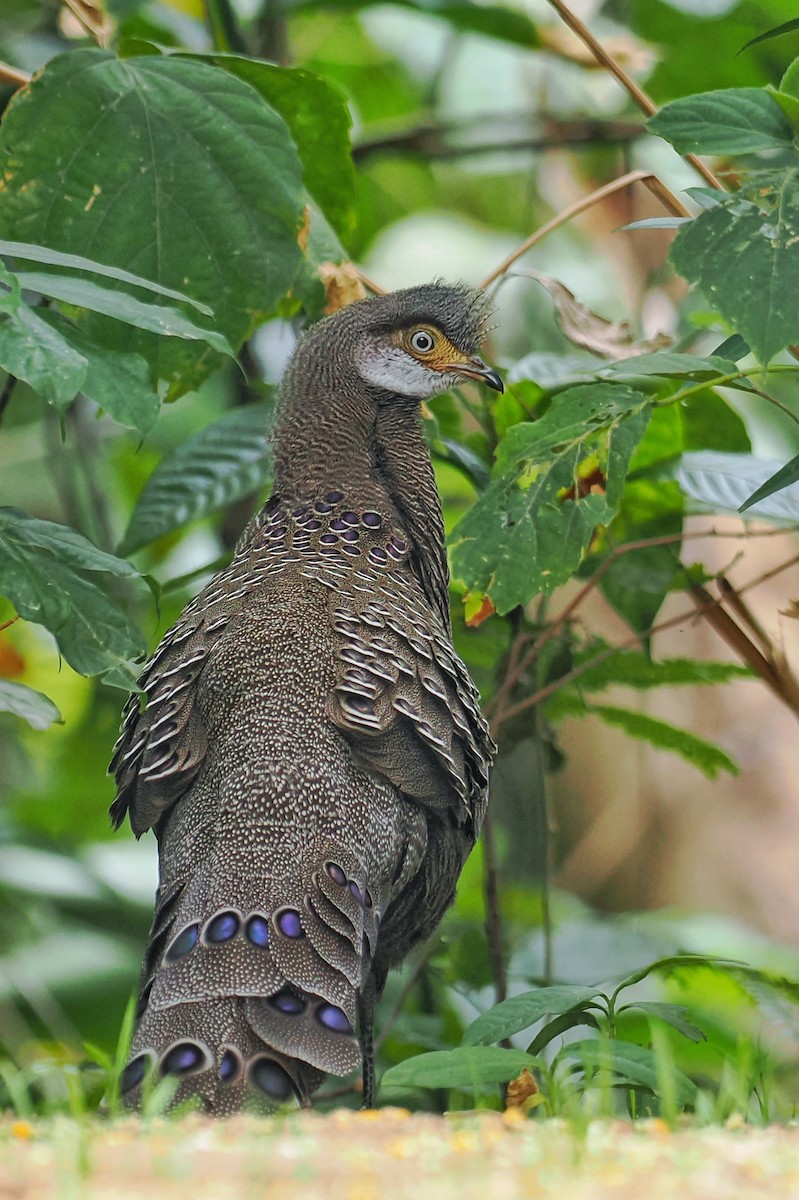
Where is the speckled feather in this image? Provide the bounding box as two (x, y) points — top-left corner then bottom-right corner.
(110, 283), (496, 1113)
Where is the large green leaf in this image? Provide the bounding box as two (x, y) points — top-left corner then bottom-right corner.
(192, 56), (356, 243)
(381, 1046), (537, 1092)
(670, 182), (799, 364)
(462, 986), (601, 1047)
(0, 679), (62, 729)
(648, 87), (795, 154)
(0, 49), (305, 394)
(0, 508), (145, 683)
(676, 451), (799, 523)
(119, 402), (275, 555)
(449, 383), (651, 613)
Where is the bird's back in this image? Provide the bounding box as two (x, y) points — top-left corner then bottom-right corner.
(111, 485), (491, 1111)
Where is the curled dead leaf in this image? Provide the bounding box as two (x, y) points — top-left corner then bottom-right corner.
(505, 1068), (541, 1111)
(526, 270), (672, 360)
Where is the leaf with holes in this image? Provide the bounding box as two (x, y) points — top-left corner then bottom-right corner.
(119, 402), (276, 555)
(381, 1046), (538, 1092)
(449, 383), (651, 613)
(0, 508), (146, 682)
(0, 49), (304, 395)
(463, 986), (602, 1047)
(0, 680), (62, 730)
(670, 182), (799, 364)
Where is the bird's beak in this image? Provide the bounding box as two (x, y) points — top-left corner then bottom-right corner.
(454, 355), (504, 393)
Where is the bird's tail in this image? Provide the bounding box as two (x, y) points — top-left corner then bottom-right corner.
(119, 846), (376, 1113)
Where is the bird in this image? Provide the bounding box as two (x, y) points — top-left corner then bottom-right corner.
(109, 281), (501, 1114)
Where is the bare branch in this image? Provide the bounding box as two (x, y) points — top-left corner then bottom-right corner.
(480, 170), (691, 289)
(545, 0), (723, 191)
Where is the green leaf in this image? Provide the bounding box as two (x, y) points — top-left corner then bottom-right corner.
(670, 182), (799, 364)
(563, 1039), (698, 1106)
(14, 273), (233, 357)
(192, 56), (356, 242)
(739, 18), (799, 53)
(0, 679), (62, 729)
(600, 351), (738, 382)
(0, 507), (146, 679)
(449, 384), (651, 613)
(41, 313), (160, 435)
(738, 453), (799, 511)
(462, 986), (602, 1047)
(0, 301), (87, 408)
(620, 1001), (706, 1044)
(0, 239), (213, 312)
(676, 451), (799, 523)
(588, 703), (739, 779)
(558, 650), (752, 695)
(0, 261), (21, 315)
(381, 1046), (538, 1092)
(0, 49), (304, 394)
(648, 87), (795, 154)
(119, 402), (275, 555)
(593, 478), (684, 636)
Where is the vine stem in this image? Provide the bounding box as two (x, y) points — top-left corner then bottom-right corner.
(480, 169), (690, 289)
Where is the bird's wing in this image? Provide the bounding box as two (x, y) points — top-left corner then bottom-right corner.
(325, 560), (494, 831)
(109, 533), (282, 836)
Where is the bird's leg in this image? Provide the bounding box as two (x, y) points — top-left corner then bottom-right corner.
(357, 973), (377, 1108)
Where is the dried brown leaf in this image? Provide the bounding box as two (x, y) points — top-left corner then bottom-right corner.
(528, 270), (672, 360)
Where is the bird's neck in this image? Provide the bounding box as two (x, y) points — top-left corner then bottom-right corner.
(271, 350), (451, 626)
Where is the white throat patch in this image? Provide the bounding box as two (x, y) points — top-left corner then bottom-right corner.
(356, 344), (455, 398)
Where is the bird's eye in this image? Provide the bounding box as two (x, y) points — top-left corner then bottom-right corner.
(409, 330), (435, 354)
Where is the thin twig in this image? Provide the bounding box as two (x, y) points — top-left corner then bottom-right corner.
(480, 170), (690, 289)
(354, 118), (644, 163)
(496, 552), (799, 724)
(0, 61), (30, 89)
(487, 525), (787, 733)
(481, 809), (507, 1005)
(545, 0), (723, 191)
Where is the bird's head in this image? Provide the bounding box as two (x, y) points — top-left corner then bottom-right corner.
(316, 282), (503, 400)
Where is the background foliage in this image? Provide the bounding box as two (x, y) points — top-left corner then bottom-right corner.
(1, 0), (799, 1120)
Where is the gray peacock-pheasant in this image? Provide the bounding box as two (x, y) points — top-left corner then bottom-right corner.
(110, 282), (501, 1113)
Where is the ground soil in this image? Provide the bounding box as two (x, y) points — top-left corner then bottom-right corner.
(3, 1110), (799, 1200)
